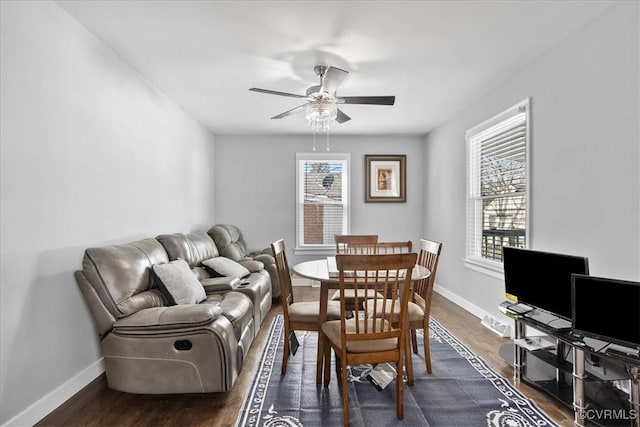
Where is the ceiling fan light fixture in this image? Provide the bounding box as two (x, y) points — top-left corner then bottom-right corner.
(250, 65), (394, 132)
(305, 98), (337, 132)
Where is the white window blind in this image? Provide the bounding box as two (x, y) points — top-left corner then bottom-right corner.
(466, 99), (530, 274)
(295, 153), (350, 254)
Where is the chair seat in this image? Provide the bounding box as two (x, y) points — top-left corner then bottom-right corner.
(369, 299), (425, 325)
(330, 288), (385, 303)
(288, 300), (342, 323)
(321, 318), (397, 353)
(407, 302), (426, 326)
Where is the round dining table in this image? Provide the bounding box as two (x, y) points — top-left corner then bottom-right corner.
(293, 257), (431, 385)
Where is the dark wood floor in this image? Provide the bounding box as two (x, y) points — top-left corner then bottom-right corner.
(38, 287), (575, 427)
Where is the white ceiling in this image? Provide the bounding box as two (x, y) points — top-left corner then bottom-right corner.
(55, 0), (615, 136)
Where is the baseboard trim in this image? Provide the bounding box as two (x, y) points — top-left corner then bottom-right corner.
(433, 283), (513, 338)
(433, 283), (486, 319)
(2, 358), (105, 427)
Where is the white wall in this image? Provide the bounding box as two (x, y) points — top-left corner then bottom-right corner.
(0, 2), (215, 425)
(423, 1), (639, 321)
(213, 134), (425, 264)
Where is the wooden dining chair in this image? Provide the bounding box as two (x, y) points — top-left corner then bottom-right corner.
(321, 252), (417, 427)
(334, 234), (379, 254)
(409, 239), (442, 373)
(369, 239), (442, 375)
(271, 239), (342, 375)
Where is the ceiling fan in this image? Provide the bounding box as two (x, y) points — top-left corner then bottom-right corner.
(249, 65), (395, 129)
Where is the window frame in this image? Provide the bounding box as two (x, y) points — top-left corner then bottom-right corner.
(464, 98), (531, 278)
(294, 152), (351, 255)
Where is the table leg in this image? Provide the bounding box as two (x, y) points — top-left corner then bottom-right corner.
(317, 281), (329, 385)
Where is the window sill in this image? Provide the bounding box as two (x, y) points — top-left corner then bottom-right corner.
(463, 257), (504, 280)
(293, 247), (335, 256)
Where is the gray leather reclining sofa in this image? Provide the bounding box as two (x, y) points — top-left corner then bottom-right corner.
(75, 227), (273, 394)
(208, 224), (280, 299)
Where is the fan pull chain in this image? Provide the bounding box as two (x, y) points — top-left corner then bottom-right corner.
(312, 130), (317, 152)
(326, 128), (330, 151)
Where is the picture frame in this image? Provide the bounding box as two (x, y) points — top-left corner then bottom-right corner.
(365, 154), (406, 203)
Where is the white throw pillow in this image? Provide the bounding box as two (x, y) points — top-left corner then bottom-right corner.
(153, 259), (206, 305)
(239, 260), (264, 273)
(202, 257), (251, 278)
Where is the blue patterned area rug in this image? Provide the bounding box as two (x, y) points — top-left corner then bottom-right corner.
(235, 315), (558, 427)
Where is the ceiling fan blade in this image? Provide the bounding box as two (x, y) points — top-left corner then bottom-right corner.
(320, 66), (348, 94)
(249, 88), (306, 98)
(271, 103), (308, 119)
(336, 109), (351, 124)
(340, 96), (395, 105)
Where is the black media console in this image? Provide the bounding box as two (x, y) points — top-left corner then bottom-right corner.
(499, 302), (640, 427)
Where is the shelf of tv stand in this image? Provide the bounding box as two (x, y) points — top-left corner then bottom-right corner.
(527, 347), (572, 371)
(524, 346), (628, 383)
(501, 310), (640, 427)
(522, 375), (631, 427)
(528, 378), (574, 405)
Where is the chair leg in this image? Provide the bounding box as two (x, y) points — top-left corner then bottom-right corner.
(411, 329), (418, 354)
(324, 345), (332, 386)
(282, 325), (291, 375)
(396, 357), (404, 420)
(424, 322), (432, 374)
(340, 356), (349, 427)
(316, 327), (325, 384)
(405, 330), (414, 386)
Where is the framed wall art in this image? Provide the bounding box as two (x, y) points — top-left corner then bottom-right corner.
(365, 154), (406, 203)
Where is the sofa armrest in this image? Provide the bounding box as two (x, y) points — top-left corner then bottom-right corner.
(201, 276), (241, 293)
(248, 247), (274, 257)
(113, 305), (222, 334)
(75, 271), (116, 339)
(253, 253), (275, 266)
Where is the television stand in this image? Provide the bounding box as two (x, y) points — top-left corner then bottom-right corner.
(499, 303), (640, 427)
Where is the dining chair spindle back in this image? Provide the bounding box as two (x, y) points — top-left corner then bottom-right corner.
(271, 239), (341, 375)
(375, 240), (413, 254)
(334, 234), (379, 255)
(332, 234), (380, 310)
(409, 239), (442, 373)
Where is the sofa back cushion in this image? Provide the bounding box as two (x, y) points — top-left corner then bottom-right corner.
(156, 232), (220, 268)
(82, 238), (168, 318)
(208, 224), (248, 261)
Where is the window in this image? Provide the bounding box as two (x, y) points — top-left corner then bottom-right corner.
(295, 153), (350, 254)
(465, 99), (530, 276)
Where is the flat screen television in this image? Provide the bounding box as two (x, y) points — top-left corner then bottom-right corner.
(572, 274), (640, 350)
(503, 247), (589, 320)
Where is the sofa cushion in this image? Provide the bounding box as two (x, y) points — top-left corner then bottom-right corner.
(208, 224), (248, 261)
(113, 304), (222, 334)
(153, 259), (206, 305)
(204, 292), (254, 341)
(202, 257), (250, 279)
(156, 232), (219, 268)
